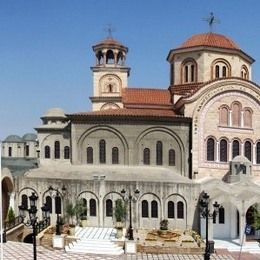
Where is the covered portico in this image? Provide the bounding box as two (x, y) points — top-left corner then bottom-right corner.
(199, 177), (260, 245)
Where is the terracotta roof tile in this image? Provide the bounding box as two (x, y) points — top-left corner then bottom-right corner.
(178, 33), (240, 50)
(122, 88), (172, 107)
(69, 108), (177, 118)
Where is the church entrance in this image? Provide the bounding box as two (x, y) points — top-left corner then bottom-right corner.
(246, 204), (260, 240)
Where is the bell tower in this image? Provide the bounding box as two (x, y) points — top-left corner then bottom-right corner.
(90, 36), (130, 111)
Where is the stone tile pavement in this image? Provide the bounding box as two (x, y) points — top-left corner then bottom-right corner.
(0, 241), (239, 260)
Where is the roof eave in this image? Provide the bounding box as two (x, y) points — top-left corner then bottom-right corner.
(167, 46), (255, 64)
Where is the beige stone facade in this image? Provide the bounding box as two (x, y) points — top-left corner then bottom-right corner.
(2, 32), (260, 245)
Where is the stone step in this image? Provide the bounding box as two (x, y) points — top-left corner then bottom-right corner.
(65, 246), (124, 255)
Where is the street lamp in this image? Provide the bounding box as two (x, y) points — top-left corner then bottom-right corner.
(199, 192), (220, 260)
(47, 185), (66, 235)
(121, 188), (140, 240)
(19, 192), (50, 260)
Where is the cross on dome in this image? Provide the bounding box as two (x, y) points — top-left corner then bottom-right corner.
(203, 12), (220, 32)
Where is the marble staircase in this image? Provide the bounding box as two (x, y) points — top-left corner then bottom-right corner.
(65, 227), (124, 255)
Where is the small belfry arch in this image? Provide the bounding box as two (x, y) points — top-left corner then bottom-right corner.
(181, 58), (198, 84)
(211, 58), (231, 79)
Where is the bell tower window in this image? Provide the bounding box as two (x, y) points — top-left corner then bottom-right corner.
(212, 59), (231, 79)
(106, 50), (115, 64)
(241, 65), (249, 79)
(182, 58), (197, 83)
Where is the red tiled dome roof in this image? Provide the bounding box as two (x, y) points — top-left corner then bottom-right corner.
(179, 33), (240, 50)
(93, 37), (127, 51)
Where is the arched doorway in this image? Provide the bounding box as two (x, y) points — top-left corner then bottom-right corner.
(246, 204), (260, 240)
(1, 174), (14, 221)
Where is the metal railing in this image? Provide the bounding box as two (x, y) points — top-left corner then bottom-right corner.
(4, 216), (23, 232)
(36, 217), (50, 235)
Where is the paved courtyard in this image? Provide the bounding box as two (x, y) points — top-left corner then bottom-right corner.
(2, 241), (260, 260)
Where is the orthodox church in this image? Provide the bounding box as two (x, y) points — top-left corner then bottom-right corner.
(2, 28), (260, 244)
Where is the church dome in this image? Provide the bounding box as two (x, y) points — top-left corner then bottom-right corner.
(22, 133), (37, 141)
(179, 32), (240, 50)
(42, 108), (67, 118)
(4, 135), (23, 143)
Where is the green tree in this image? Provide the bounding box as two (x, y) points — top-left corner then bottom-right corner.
(7, 207), (15, 223)
(65, 202), (76, 226)
(114, 199), (126, 222)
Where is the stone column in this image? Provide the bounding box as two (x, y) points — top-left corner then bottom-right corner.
(239, 213), (246, 245)
(241, 111), (244, 128)
(229, 111), (232, 127)
(216, 141), (220, 162)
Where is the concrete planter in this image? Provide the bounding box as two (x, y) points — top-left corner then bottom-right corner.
(52, 234), (65, 248)
(69, 226), (76, 236)
(80, 219), (88, 227)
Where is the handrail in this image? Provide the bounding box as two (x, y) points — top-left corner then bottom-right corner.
(4, 216), (23, 232)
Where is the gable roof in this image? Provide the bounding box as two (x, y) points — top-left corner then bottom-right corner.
(122, 88), (172, 108)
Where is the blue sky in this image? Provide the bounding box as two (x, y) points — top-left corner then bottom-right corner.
(1, 0), (260, 140)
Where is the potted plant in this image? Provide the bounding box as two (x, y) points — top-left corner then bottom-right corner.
(65, 202), (76, 236)
(160, 219), (169, 231)
(114, 199), (126, 238)
(75, 199), (88, 227)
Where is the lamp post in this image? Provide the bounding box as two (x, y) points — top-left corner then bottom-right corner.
(121, 188), (140, 240)
(199, 192), (220, 260)
(47, 185), (66, 235)
(19, 192), (50, 260)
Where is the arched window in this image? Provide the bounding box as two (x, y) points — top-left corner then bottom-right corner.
(82, 198), (87, 216)
(219, 106), (229, 126)
(207, 138), (215, 161)
(232, 102), (241, 127)
(219, 207), (225, 224)
(21, 194), (28, 209)
(64, 146), (70, 159)
(87, 147), (93, 164)
(99, 139), (106, 164)
(184, 65), (188, 82)
(44, 146), (50, 159)
(232, 140), (240, 158)
(191, 65), (195, 82)
(142, 200), (148, 218)
(182, 59), (197, 83)
(46, 196), (52, 214)
(151, 200), (158, 218)
(177, 201), (184, 219)
(143, 148), (150, 165)
(257, 142), (260, 164)
(106, 199), (113, 217)
(54, 141), (60, 159)
(215, 65), (220, 78)
(169, 149), (176, 166)
(25, 145), (29, 156)
(244, 109), (252, 128)
(168, 201), (175, 218)
(241, 65), (249, 80)
(90, 199), (96, 216)
(222, 66), (227, 77)
(244, 141), (252, 161)
(156, 141), (163, 165)
(213, 60), (231, 79)
(220, 139), (228, 162)
(106, 50), (115, 64)
(55, 196), (61, 214)
(112, 147), (119, 164)
(8, 147), (12, 157)
(213, 211), (216, 224)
